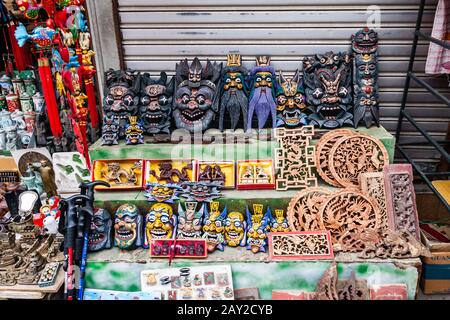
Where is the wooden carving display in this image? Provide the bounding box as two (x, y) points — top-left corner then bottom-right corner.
(274, 126), (317, 191)
(287, 187), (332, 231)
(383, 164), (420, 240)
(315, 129), (353, 187)
(316, 262), (339, 300)
(360, 172), (388, 230)
(268, 231), (334, 261)
(318, 189), (382, 243)
(329, 133), (389, 188)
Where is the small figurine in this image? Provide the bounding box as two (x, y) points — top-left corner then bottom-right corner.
(101, 115), (120, 145)
(255, 166), (270, 184)
(245, 204), (271, 253)
(114, 204), (143, 249)
(199, 165), (226, 186)
(5, 125), (21, 151)
(143, 203), (177, 248)
(14, 23), (57, 49)
(224, 210), (246, 247)
(177, 202), (204, 239)
(37, 160), (58, 197)
(202, 202), (227, 252)
(219, 54), (249, 131)
(173, 57), (222, 132)
(125, 116), (144, 145)
(276, 70), (308, 127)
(180, 182), (222, 203)
(144, 183), (182, 203)
(88, 208), (113, 252)
(139, 72), (174, 136)
(240, 165), (254, 184)
(247, 56), (277, 131)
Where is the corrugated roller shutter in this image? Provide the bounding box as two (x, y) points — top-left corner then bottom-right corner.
(116, 0), (449, 167)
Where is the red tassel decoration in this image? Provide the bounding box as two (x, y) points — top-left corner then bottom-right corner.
(84, 78), (98, 129)
(7, 21), (32, 71)
(38, 57), (63, 137)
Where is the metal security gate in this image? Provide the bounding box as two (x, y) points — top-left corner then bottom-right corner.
(91, 0), (450, 169)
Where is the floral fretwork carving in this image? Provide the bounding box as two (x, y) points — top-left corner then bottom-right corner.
(287, 187), (332, 231)
(269, 231), (333, 260)
(329, 133), (389, 188)
(360, 172), (388, 230)
(318, 190), (382, 244)
(274, 126), (317, 191)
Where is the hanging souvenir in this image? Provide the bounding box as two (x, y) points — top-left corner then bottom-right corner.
(202, 201), (227, 252)
(88, 208), (113, 252)
(114, 204), (143, 250)
(247, 56), (277, 131)
(352, 28), (379, 128)
(224, 210), (246, 247)
(219, 54), (249, 131)
(143, 203), (177, 248)
(245, 204), (271, 253)
(177, 202), (204, 239)
(173, 57), (222, 133)
(139, 72), (173, 136)
(276, 70), (308, 127)
(303, 51), (353, 128)
(14, 23), (57, 49)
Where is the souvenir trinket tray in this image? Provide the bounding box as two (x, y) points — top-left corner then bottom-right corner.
(92, 159), (144, 190)
(197, 161), (235, 189)
(237, 160), (275, 190)
(149, 239), (207, 259)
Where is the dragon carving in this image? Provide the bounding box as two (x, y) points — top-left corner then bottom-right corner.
(150, 162), (193, 184)
(101, 162), (139, 185)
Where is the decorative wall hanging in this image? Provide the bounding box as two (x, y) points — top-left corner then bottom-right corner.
(315, 129), (353, 187)
(88, 208), (113, 252)
(329, 133), (389, 188)
(92, 159), (143, 190)
(276, 70), (308, 127)
(52, 151), (90, 194)
(359, 172), (388, 230)
(224, 210), (247, 247)
(202, 201), (227, 252)
(149, 239), (207, 259)
(180, 182), (222, 202)
(287, 187), (333, 232)
(245, 204), (271, 253)
(146, 159), (196, 185)
(114, 204), (143, 250)
(139, 72), (174, 136)
(383, 164), (421, 240)
(173, 57), (222, 133)
(144, 203), (177, 248)
(237, 160), (275, 190)
(125, 116), (144, 145)
(352, 28), (379, 128)
(318, 189), (382, 243)
(103, 69), (140, 138)
(144, 183), (182, 203)
(197, 161), (234, 189)
(247, 56), (277, 131)
(268, 231), (334, 261)
(219, 54), (249, 132)
(303, 51), (353, 128)
(177, 202), (204, 239)
(269, 209), (290, 232)
(274, 126), (317, 190)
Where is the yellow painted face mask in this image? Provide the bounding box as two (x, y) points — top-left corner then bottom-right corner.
(224, 211), (245, 247)
(145, 203), (174, 244)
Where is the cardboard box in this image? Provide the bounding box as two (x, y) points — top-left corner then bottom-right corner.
(421, 252), (450, 294)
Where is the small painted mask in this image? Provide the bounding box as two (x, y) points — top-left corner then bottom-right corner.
(269, 209), (290, 233)
(139, 72), (173, 135)
(245, 204), (271, 253)
(89, 208), (113, 252)
(101, 114), (120, 145)
(177, 201), (204, 239)
(144, 183), (182, 203)
(224, 210), (246, 247)
(125, 116), (144, 145)
(202, 201), (227, 252)
(144, 203), (176, 248)
(114, 204), (143, 249)
(352, 28), (378, 54)
(276, 70), (308, 127)
(180, 182), (222, 202)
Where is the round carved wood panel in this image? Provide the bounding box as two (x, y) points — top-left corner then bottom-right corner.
(318, 189), (382, 243)
(287, 187), (333, 231)
(328, 133), (389, 188)
(315, 129), (353, 187)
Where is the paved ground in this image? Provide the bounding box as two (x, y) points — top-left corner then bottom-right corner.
(417, 290), (450, 300)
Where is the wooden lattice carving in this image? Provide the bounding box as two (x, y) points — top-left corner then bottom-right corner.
(287, 187), (333, 231)
(268, 231), (334, 260)
(383, 164), (420, 240)
(329, 133), (389, 188)
(318, 189), (382, 244)
(274, 126), (317, 191)
(315, 129), (353, 187)
(360, 172), (388, 230)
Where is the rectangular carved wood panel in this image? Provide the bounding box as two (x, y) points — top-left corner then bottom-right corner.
(360, 172), (389, 230)
(383, 164), (420, 240)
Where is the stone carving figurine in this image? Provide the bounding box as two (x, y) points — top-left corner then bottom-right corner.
(5, 125), (20, 151)
(352, 28), (379, 128)
(303, 51), (353, 128)
(247, 56), (277, 131)
(173, 57), (222, 133)
(37, 160), (58, 197)
(276, 70), (308, 127)
(139, 72), (174, 136)
(219, 54), (249, 131)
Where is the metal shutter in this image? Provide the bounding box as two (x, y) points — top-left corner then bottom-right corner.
(115, 0), (449, 168)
